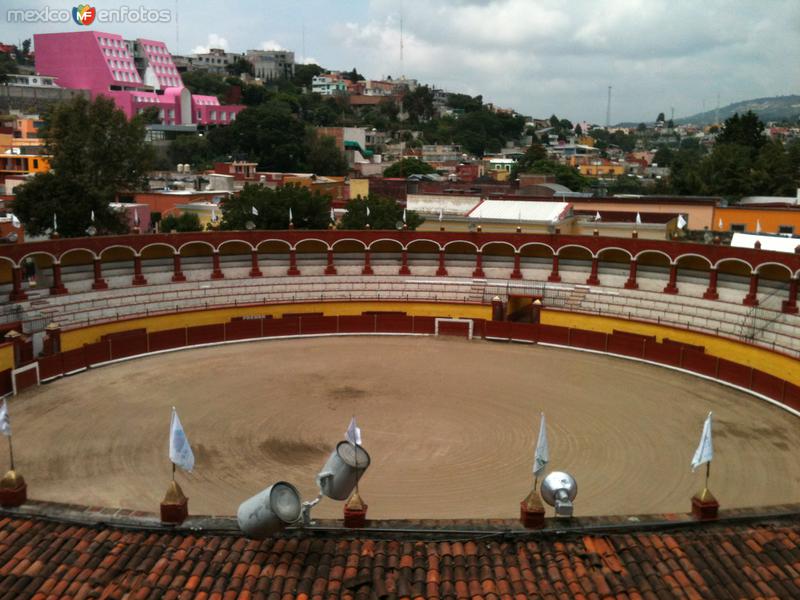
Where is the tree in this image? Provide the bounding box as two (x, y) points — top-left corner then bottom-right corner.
(404, 85), (435, 122)
(574, 124), (583, 136)
(226, 56), (254, 77)
(383, 157), (436, 178)
(168, 135), (212, 169)
(716, 111), (766, 156)
(293, 64), (324, 88)
(637, 122), (647, 132)
(751, 141), (797, 196)
(523, 159), (588, 191)
(140, 106), (161, 124)
(220, 184), (331, 230)
(181, 70), (230, 99)
(653, 146), (675, 167)
(446, 93), (482, 113)
(13, 95), (152, 237)
(305, 133), (348, 175)
(510, 142), (548, 179)
(0, 53), (18, 84)
(339, 195), (424, 230)
(656, 112), (665, 123)
(160, 212), (203, 233)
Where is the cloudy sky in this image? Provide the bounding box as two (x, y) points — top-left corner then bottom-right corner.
(3, 0), (797, 123)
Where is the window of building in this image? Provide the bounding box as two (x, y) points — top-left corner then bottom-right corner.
(210, 110), (217, 120)
(169, 109), (175, 118)
(730, 224), (746, 232)
(197, 110), (202, 119)
(32, 159), (38, 169)
(779, 225), (794, 235)
(221, 111), (227, 121)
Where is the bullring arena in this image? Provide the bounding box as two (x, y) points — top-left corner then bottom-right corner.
(3, 230), (800, 599)
(9, 335), (800, 518)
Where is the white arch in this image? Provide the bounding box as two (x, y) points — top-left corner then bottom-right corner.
(633, 249), (673, 264)
(478, 240), (517, 254)
(674, 253), (713, 268)
(217, 239), (255, 252)
(139, 242), (179, 256)
(443, 239), (479, 252)
(714, 257), (756, 273)
(177, 240), (216, 254)
(555, 244), (594, 258)
(255, 238), (292, 252)
(518, 241), (555, 255)
(98, 244), (137, 260)
(59, 247), (99, 262)
(754, 261), (793, 278)
(367, 237), (404, 251)
(329, 238), (368, 251)
(596, 246), (633, 260)
(405, 238), (443, 251)
(294, 237), (331, 251)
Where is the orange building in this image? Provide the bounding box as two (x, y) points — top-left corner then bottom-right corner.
(714, 205), (800, 235)
(0, 154), (50, 184)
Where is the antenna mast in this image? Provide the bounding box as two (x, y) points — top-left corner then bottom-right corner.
(605, 85), (612, 128)
(302, 21), (306, 64)
(400, 14), (404, 78)
(174, 0), (179, 54)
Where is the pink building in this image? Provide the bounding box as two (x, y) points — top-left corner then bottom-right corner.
(33, 31), (243, 127)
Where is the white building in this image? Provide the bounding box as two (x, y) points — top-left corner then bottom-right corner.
(245, 50), (295, 81)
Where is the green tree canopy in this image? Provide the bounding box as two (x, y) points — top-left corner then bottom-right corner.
(168, 135), (213, 170)
(160, 212), (203, 233)
(510, 142), (548, 179)
(716, 111), (765, 155)
(13, 95), (152, 237)
(305, 132), (348, 175)
(339, 195), (424, 230)
(220, 184), (331, 230)
(523, 159), (588, 191)
(383, 157), (436, 178)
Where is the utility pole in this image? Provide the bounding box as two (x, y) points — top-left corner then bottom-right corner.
(605, 86), (612, 128)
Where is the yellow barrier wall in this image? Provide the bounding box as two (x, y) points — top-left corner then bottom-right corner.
(541, 310), (800, 386)
(61, 302), (492, 351)
(0, 343), (15, 372)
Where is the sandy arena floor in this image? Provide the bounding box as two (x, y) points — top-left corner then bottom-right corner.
(6, 336), (800, 519)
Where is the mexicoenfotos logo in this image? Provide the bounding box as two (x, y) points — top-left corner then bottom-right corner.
(73, 4), (96, 26)
(6, 5), (172, 24)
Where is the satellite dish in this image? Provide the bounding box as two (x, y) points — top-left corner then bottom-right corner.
(540, 471), (578, 518)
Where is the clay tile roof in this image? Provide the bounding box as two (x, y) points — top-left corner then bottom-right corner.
(2, 513), (800, 599)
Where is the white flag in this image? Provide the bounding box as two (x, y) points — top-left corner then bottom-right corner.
(90, 210), (95, 223)
(594, 211), (601, 221)
(718, 217), (723, 229)
(438, 208), (443, 222)
(330, 207), (335, 221)
(366, 206), (370, 218)
(402, 208), (407, 223)
(169, 407), (195, 472)
(691, 412), (713, 472)
(53, 213), (58, 231)
(10, 214), (20, 229)
(251, 205), (259, 217)
(134, 208), (140, 226)
(635, 212), (642, 225)
(756, 219), (762, 233)
(289, 207), (293, 221)
(677, 214), (687, 230)
(533, 412), (548, 477)
(0, 399), (10, 437)
(211, 208), (218, 223)
(346, 416), (362, 446)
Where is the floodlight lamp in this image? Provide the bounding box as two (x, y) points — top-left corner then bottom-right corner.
(540, 471), (578, 518)
(316, 441), (371, 501)
(245, 220), (256, 230)
(237, 481), (302, 539)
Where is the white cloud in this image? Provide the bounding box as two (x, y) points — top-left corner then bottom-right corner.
(260, 40), (285, 51)
(192, 33), (229, 55)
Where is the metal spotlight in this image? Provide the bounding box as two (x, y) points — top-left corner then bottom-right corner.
(317, 441), (370, 501)
(85, 225), (97, 236)
(540, 471), (578, 518)
(245, 220), (256, 231)
(237, 481), (302, 539)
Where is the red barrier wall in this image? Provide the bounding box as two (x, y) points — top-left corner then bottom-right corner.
(644, 340), (682, 367)
(0, 369), (12, 396)
(337, 315), (375, 334)
(607, 335), (646, 359)
(569, 328), (607, 352)
(84, 341), (111, 365)
(263, 317), (301, 337)
(14, 368), (38, 393)
(38, 354), (63, 380)
(61, 348), (87, 373)
(187, 324), (225, 346)
(412, 317), (436, 335)
(484, 321), (512, 340)
(298, 316), (338, 335)
(681, 349), (718, 378)
(225, 319), (263, 341)
(375, 315), (414, 334)
(716, 358), (752, 388)
(509, 322), (538, 342)
(148, 328), (187, 352)
(109, 333), (148, 360)
(751, 370), (785, 400)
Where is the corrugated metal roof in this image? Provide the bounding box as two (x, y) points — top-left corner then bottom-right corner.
(468, 200), (571, 222)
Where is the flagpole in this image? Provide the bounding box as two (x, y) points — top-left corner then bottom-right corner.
(705, 461), (710, 490)
(353, 413), (359, 495)
(7, 435), (13, 471)
(172, 461), (175, 482)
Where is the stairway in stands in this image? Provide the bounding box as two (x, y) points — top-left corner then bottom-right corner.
(564, 285), (589, 312)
